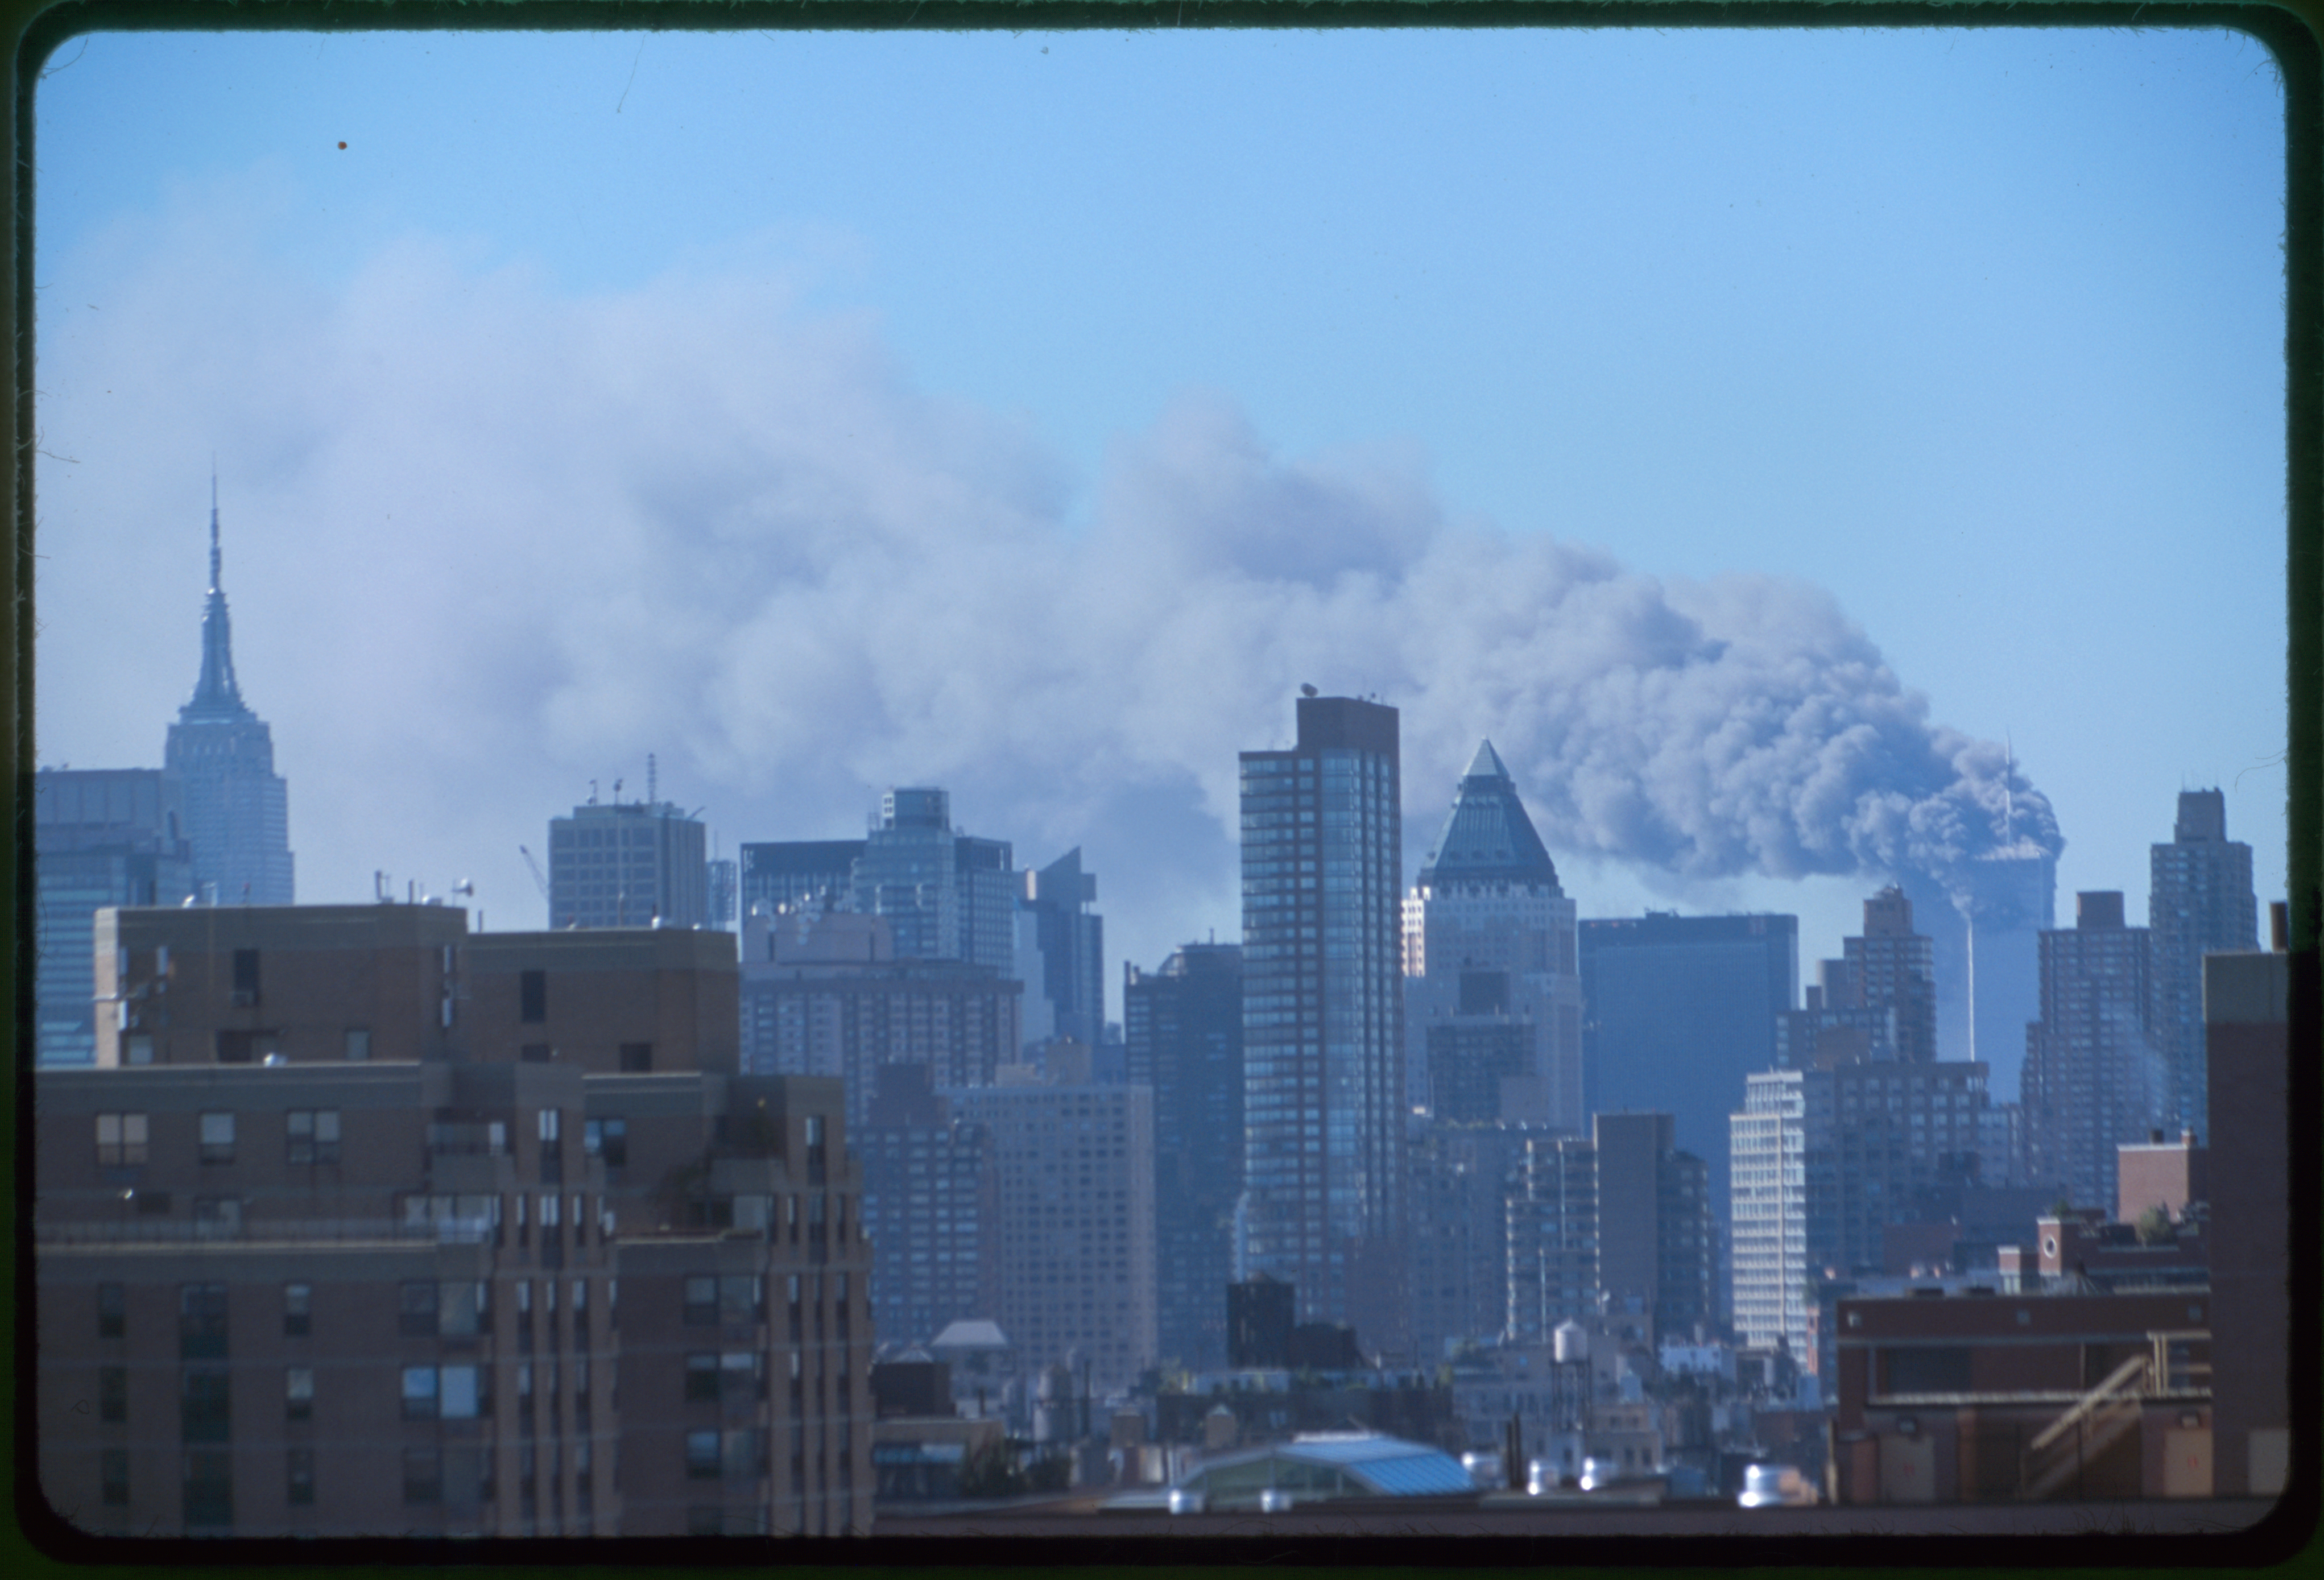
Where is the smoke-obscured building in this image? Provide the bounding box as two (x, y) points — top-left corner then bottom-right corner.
(1125, 943), (1244, 1371)
(2147, 789), (2257, 1143)
(546, 799), (710, 931)
(2022, 891), (2162, 1211)
(163, 490), (293, 907)
(34, 770), (197, 1068)
(1903, 843), (2058, 1098)
(1401, 741), (1583, 1131)
(1579, 911), (1797, 1224)
(1238, 694), (1407, 1349)
(737, 907), (1020, 1133)
(949, 1068), (1157, 1396)
(850, 788), (1018, 975)
(855, 1063), (999, 1351)
(1019, 848), (1105, 1050)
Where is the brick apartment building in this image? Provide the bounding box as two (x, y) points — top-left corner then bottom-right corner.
(36, 903), (871, 1538)
(1827, 925), (2294, 1507)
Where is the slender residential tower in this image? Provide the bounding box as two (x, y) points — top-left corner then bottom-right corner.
(1238, 693), (1406, 1350)
(162, 478), (293, 905)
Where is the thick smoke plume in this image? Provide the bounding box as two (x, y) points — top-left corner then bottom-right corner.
(40, 212), (2061, 968)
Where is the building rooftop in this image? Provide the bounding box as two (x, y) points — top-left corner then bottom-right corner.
(1415, 739), (1561, 892)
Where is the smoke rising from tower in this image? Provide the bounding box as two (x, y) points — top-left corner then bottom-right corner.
(47, 227), (2066, 979)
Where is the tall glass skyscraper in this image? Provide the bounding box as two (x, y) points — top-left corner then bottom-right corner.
(162, 484), (293, 905)
(1238, 694), (1405, 1347)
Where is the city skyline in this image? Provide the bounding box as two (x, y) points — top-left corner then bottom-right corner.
(29, 25), (2286, 994)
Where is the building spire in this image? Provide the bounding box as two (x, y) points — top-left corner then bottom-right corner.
(181, 473), (250, 721)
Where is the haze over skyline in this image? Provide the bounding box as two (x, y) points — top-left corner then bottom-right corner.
(30, 24), (2287, 991)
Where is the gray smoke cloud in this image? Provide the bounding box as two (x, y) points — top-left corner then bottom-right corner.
(39, 209), (2062, 973)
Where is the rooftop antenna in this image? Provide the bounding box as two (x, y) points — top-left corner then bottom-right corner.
(208, 458), (222, 592)
(647, 752), (657, 809)
(588, 779), (598, 806)
(613, 777), (623, 805)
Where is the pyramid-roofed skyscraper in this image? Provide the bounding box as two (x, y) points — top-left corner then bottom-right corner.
(1403, 739), (1584, 1132)
(163, 479), (293, 904)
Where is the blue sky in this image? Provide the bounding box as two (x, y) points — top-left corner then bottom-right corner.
(30, 22), (2288, 1054)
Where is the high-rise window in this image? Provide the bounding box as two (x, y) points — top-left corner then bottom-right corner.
(520, 970), (547, 1024)
(95, 1113), (148, 1167)
(282, 1283), (311, 1337)
(100, 1450), (129, 1507)
(285, 1110), (340, 1165)
(197, 1112), (234, 1164)
(402, 1447), (442, 1505)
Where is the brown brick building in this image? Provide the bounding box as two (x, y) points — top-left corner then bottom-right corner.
(38, 903), (869, 1538)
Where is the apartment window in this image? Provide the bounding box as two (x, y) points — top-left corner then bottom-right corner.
(443, 1280), (489, 1337)
(724, 1351), (766, 1401)
(287, 1448), (315, 1507)
(231, 948), (260, 1004)
(178, 1284), (229, 1359)
(281, 1283), (311, 1337)
(100, 1367), (127, 1424)
(181, 1368), (231, 1442)
(720, 1275), (763, 1326)
(344, 1027), (371, 1060)
(183, 1449), (233, 1527)
(686, 1353), (720, 1402)
(98, 1283), (126, 1340)
(584, 1118), (627, 1168)
(286, 1367), (313, 1422)
(683, 1277), (718, 1326)
(538, 1108), (561, 1143)
(96, 1112), (148, 1167)
(520, 970), (547, 1024)
(403, 1447), (443, 1505)
(100, 1449), (129, 1507)
(125, 1033), (154, 1065)
(400, 1281), (440, 1338)
(402, 1366), (440, 1421)
(193, 1197), (242, 1239)
(685, 1430), (721, 1480)
(286, 1110), (340, 1166)
(618, 1042), (652, 1073)
(197, 1112), (235, 1165)
(441, 1365), (483, 1420)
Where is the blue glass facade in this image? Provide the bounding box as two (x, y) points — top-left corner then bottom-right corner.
(1238, 697), (1404, 1343)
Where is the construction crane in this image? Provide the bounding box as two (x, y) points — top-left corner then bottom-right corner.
(518, 846), (551, 903)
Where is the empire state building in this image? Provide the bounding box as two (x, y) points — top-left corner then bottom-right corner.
(163, 482), (294, 904)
